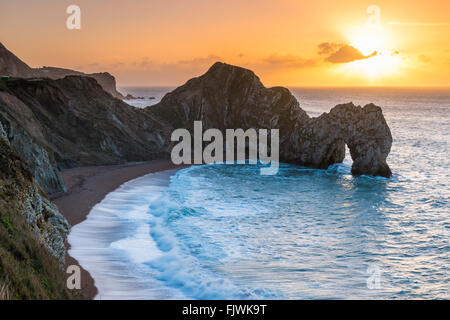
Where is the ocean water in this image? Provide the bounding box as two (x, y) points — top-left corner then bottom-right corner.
(71, 87), (449, 299)
(119, 87), (173, 108)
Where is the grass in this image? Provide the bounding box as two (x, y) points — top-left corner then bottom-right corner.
(0, 277), (10, 300)
(0, 138), (84, 299)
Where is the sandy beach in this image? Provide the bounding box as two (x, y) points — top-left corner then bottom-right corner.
(52, 160), (184, 299)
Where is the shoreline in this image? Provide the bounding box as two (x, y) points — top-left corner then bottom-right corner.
(53, 160), (185, 299)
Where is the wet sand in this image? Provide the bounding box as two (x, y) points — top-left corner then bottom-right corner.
(53, 160), (184, 299)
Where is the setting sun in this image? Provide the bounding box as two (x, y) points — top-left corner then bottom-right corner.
(342, 18), (403, 79)
(349, 28), (384, 56)
(347, 53), (402, 79)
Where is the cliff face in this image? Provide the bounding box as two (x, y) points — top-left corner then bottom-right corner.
(150, 62), (392, 177)
(0, 136), (69, 260)
(1, 76), (171, 170)
(0, 42), (124, 99)
(0, 137), (79, 299)
(0, 101), (66, 195)
(0, 42), (35, 78)
(35, 67), (124, 99)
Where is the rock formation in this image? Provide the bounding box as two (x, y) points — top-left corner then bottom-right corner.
(0, 136), (81, 299)
(0, 76), (171, 173)
(0, 125), (69, 264)
(35, 67), (125, 99)
(0, 106), (66, 195)
(0, 42), (124, 99)
(149, 62), (392, 177)
(0, 61), (392, 178)
(0, 59), (393, 178)
(299, 103), (392, 177)
(0, 42), (36, 78)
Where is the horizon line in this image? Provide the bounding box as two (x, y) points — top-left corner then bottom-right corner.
(118, 85), (450, 89)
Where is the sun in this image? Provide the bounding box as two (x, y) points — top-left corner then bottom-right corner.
(342, 26), (402, 79)
(350, 27), (384, 56)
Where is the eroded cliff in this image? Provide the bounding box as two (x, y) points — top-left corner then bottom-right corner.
(0, 42), (124, 99)
(149, 62), (392, 177)
(0, 137), (79, 299)
(1, 76), (171, 171)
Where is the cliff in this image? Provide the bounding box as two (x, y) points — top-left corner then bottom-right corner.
(35, 67), (124, 99)
(0, 96), (66, 195)
(0, 42), (124, 99)
(0, 76), (171, 171)
(0, 42), (35, 78)
(0, 136), (80, 299)
(149, 62), (392, 177)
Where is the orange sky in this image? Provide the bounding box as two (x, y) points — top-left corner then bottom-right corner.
(1, 0), (449, 86)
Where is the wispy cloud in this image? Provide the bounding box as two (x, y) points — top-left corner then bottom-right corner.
(317, 42), (344, 55)
(388, 22), (449, 27)
(263, 54), (317, 69)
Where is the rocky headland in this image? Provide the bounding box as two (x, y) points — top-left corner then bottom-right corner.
(150, 62), (392, 177)
(0, 42), (124, 99)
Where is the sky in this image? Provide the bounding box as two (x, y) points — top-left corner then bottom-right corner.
(1, 0), (449, 86)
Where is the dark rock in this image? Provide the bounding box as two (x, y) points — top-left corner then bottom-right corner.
(0, 42), (35, 78)
(123, 94), (145, 100)
(35, 67), (124, 100)
(0, 108), (66, 195)
(123, 94), (135, 100)
(149, 62), (393, 177)
(0, 137), (69, 263)
(1, 76), (171, 171)
(0, 58), (393, 178)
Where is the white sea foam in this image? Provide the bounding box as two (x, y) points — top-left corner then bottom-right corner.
(68, 169), (186, 300)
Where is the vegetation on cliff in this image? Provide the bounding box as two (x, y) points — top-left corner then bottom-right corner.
(0, 138), (81, 299)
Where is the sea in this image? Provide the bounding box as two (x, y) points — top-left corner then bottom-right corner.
(69, 87), (449, 299)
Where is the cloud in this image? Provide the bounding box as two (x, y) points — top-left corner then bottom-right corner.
(105, 55), (225, 86)
(263, 54), (317, 69)
(325, 45), (377, 63)
(317, 42), (378, 64)
(138, 57), (151, 67)
(176, 55), (223, 67)
(317, 42), (344, 55)
(91, 55), (223, 72)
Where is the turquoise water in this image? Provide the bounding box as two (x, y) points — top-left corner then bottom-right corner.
(143, 160), (448, 299)
(80, 87), (449, 299)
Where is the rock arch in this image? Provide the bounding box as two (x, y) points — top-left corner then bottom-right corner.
(297, 103), (392, 177)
